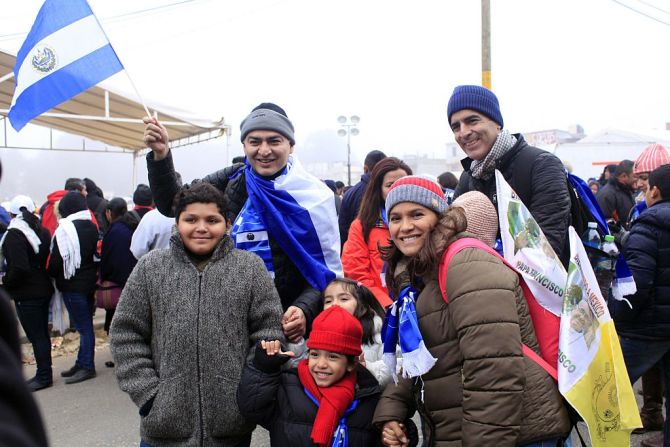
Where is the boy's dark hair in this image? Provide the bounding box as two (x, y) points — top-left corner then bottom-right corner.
(335, 181), (345, 190)
(649, 164), (670, 199)
(364, 150), (387, 171)
(325, 278), (385, 345)
(173, 182), (228, 219)
(64, 177), (85, 192)
(106, 197), (128, 220)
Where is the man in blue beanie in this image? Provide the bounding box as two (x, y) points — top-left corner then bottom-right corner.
(448, 85), (571, 265)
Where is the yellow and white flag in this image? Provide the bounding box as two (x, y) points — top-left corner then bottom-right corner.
(559, 227), (640, 446)
(495, 170), (641, 446)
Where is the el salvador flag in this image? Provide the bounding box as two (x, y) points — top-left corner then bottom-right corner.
(8, 0), (123, 132)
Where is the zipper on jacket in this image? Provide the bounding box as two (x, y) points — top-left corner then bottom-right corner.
(196, 272), (204, 445)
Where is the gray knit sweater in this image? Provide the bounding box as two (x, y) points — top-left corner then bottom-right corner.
(110, 233), (283, 446)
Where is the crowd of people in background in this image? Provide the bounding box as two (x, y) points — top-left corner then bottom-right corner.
(1, 86), (670, 447)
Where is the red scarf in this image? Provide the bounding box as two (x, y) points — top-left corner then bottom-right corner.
(297, 359), (357, 447)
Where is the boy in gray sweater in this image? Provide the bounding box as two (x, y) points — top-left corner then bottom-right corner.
(110, 183), (284, 447)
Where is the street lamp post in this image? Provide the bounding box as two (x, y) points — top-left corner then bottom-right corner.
(337, 115), (360, 186)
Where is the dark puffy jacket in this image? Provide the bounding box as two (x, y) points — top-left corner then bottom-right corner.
(100, 219), (137, 287)
(338, 174), (370, 244)
(146, 153), (321, 328)
(48, 220), (99, 295)
(237, 363), (382, 447)
(1, 227), (53, 301)
(454, 135), (571, 265)
(612, 200), (670, 339)
(596, 177), (636, 228)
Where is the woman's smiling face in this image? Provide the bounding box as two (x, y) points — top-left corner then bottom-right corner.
(388, 202), (439, 257)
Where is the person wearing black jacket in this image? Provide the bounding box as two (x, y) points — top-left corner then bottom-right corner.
(448, 85), (571, 266)
(613, 165), (670, 447)
(237, 306), (384, 447)
(1, 195), (53, 391)
(100, 198), (138, 334)
(48, 191), (99, 385)
(596, 159), (636, 229)
(143, 103), (342, 342)
(338, 150), (386, 244)
(84, 177), (109, 235)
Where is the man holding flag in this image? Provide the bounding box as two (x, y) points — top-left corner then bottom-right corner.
(143, 103), (342, 342)
(7, 0), (124, 132)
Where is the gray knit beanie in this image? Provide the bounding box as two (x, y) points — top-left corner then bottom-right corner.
(240, 102), (295, 145)
(451, 191), (499, 248)
(385, 175), (447, 220)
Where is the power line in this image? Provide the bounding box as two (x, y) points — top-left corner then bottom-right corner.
(611, 0), (670, 27)
(0, 0), (202, 42)
(631, 0), (670, 16)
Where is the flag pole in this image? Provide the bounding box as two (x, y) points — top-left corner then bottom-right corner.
(0, 72), (15, 84)
(87, 0), (152, 119)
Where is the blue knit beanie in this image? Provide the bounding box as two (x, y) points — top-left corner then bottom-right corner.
(447, 85), (504, 128)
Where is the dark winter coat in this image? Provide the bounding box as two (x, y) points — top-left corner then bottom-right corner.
(110, 233), (284, 447)
(1, 227), (53, 301)
(47, 220), (99, 295)
(146, 153), (321, 329)
(338, 173), (370, 244)
(453, 134), (571, 265)
(596, 177), (636, 228)
(373, 229), (571, 445)
(0, 290), (49, 447)
(86, 191), (109, 235)
(100, 219), (137, 287)
(612, 200), (670, 340)
(237, 363), (382, 447)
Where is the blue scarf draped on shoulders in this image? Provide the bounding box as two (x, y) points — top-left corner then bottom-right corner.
(231, 156), (342, 291)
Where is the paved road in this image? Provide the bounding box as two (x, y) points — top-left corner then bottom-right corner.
(23, 342), (659, 447)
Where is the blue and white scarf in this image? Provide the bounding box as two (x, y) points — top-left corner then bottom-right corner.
(382, 285), (437, 383)
(568, 172), (636, 301)
(231, 155), (342, 290)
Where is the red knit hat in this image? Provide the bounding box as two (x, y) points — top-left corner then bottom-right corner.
(307, 306), (362, 356)
(634, 144), (670, 175)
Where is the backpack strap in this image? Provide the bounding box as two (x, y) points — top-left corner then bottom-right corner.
(438, 237), (559, 381)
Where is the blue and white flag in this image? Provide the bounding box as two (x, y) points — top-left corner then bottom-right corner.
(9, 0), (123, 131)
(232, 155), (342, 291)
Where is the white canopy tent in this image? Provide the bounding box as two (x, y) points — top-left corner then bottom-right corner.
(0, 49), (230, 186)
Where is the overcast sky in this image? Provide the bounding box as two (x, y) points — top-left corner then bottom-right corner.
(1, 0), (670, 201)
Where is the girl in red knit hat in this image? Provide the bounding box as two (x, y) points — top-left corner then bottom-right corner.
(237, 305), (386, 446)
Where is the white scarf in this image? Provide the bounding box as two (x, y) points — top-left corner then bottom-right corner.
(52, 210), (92, 279)
(0, 215), (42, 267)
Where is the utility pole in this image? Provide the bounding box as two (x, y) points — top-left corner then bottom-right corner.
(481, 0), (491, 89)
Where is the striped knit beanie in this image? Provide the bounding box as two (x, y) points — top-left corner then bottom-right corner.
(451, 191), (499, 248)
(385, 175), (447, 219)
(307, 305), (362, 356)
(634, 143), (670, 175)
(447, 85), (504, 128)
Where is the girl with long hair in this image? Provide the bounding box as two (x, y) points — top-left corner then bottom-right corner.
(341, 157), (411, 308)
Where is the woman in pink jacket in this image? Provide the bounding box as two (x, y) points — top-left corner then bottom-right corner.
(341, 157), (411, 308)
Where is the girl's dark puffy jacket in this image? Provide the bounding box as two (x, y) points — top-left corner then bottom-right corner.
(48, 220), (99, 294)
(2, 227), (53, 300)
(237, 363), (382, 446)
(612, 199), (670, 339)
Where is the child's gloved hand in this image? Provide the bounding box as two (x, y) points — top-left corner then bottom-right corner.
(253, 340), (295, 373)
